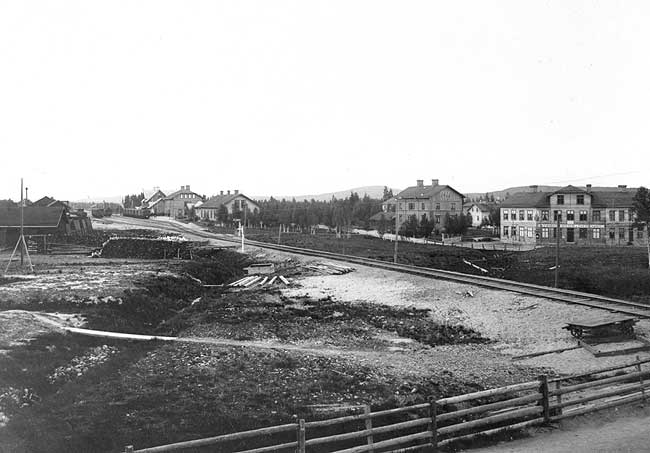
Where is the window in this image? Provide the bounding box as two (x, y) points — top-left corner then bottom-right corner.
(619, 228), (626, 239)
(421, 203), (425, 210)
(579, 211), (587, 221)
(577, 194), (584, 205)
(527, 210), (533, 221)
(519, 226), (525, 237)
(435, 215), (441, 224)
(619, 210), (625, 222)
(592, 228), (600, 239)
(503, 211), (509, 221)
(553, 227), (557, 238)
(609, 229), (615, 239)
(512, 226), (517, 236)
(554, 210), (562, 221)
(593, 210), (601, 221)
(542, 227), (549, 238)
(637, 229), (644, 239)
(557, 195), (564, 205)
(609, 211), (616, 221)
(435, 203), (440, 210)
(541, 210), (549, 221)
(579, 228), (587, 239)
(519, 210), (525, 221)
(511, 210), (516, 220)
(408, 202), (415, 210)
(566, 210), (575, 221)
(451, 203), (456, 211)
(527, 227), (533, 238)
(503, 226), (509, 237)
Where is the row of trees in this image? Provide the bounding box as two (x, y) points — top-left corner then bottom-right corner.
(398, 212), (473, 238)
(123, 193), (146, 209)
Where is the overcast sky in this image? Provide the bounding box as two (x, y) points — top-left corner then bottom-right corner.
(1, 1), (649, 202)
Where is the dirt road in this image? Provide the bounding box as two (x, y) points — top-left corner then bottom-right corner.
(467, 408), (650, 453)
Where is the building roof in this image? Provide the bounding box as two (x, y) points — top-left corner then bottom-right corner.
(397, 184), (464, 200)
(468, 203), (492, 212)
(550, 185), (587, 195)
(144, 190), (166, 204)
(500, 192), (551, 208)
(165, 188), (203, 200)
(590, 190), (637, 208)
(0, 207), (65, 228)
(0, 200), (17, 208)
(200, 193), (258, 209)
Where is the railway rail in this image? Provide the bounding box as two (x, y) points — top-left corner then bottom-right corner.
(107, 216), (650, 319)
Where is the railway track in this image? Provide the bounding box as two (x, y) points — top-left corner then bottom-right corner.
(106, 216), (650, 319)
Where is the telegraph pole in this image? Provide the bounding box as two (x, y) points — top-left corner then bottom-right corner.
(554, 213), (560, 288)
(20, 178), (24, 266)
(393, 198), (399, 263)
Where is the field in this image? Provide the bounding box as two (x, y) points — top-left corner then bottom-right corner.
(224, 227), (650, 303)
(2, 224), (649, 452)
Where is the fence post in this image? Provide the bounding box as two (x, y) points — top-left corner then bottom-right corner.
(428, 397), (438, 452)
(364, 405), (374, 451)
(539, 375), (550, 423)
(555, 380), (563, 417)
(297, 419), (306, 453)
(637, 355), (646, 404)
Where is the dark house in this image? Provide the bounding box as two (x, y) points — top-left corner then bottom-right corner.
(0, 206), (67, 247)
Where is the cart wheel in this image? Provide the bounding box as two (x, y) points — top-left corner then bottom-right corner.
(569, 327), (583, 339)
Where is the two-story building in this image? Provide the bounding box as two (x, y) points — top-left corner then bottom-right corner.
(466, 203), (493, 227)
(162, 185), (204, 218)
(394, 179), (465, 233)
(500, 185), (646, 246)
(195, 190), (260, 224)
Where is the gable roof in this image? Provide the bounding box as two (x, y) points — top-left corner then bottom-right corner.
(590, 190), (637, 207)
(144, 190), (166, 204)
(0, 207), (65, 228)
(397, 184), (465, 200)
(369, 211), (396, 222)
(550, 185), (587, 195)
(500, 192), (551, 208)
(165, 189), (203, 200)
(200, 193), (259, 209)
(468, 203), (492, 212)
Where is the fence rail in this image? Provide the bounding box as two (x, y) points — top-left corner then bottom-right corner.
(124, 357), (650, 453)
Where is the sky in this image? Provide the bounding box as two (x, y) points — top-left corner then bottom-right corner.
(1, 1), (649, 202)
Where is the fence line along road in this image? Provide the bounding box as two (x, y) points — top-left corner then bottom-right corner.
(123, 357), (650, 453)
(109, 216), (650, 319)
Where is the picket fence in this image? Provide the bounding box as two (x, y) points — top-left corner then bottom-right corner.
(124, 357), (650, 453)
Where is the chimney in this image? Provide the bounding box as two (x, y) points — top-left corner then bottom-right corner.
(186, 185), (190, 191)
(235, 189), (239, 195)
(431, 179), (439, 187)
(220, 190), (224, 195)
(529, 185), (538, 193)
(416, 179), (424, 187)
(227, 190), (231, 195)
(586, 184), (592, 192)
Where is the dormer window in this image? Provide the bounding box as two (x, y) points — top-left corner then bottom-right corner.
(557, 195), (564, 205)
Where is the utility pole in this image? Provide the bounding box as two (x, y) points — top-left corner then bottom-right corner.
(20, 178), (24, 266)
(394, 199), (399, 263)
(554, 213), (560, 288)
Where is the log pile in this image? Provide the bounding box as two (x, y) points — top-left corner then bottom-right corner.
(228, 275), (292, 289)
(99, 237), (192, 259)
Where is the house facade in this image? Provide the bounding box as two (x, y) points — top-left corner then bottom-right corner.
(0, 206), (68, 246)
(195, 190), (260, 223)
(467, 203), (492, 227)
(394, 179), (465, 233)
(161, 185), (204, 218)
(500, 185), (646, 246)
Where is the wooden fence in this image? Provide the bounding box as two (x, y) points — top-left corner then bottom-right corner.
(123, 357), (650, 453)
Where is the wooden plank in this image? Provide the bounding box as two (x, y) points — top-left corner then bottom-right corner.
(436, 406), (542, 436)
(551, 370), (650, 396)
(131, 423), (297, 453)
(304, 403), (429, 428)
(550, 392), (645, 422)
(551, 381), (649, 410)
(306, 418), (430, 447)
(550, 356), (650, 383)
(330, 431), (432, 453)
(511, 346), (581, 360)
(278, 275), (290, 285)
(436, 381), (539, 406)
(437, 417), (545, 448)
(232, 441), (298, 453)
(436, 393), (540, 422)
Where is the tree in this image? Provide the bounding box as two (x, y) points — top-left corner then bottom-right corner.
(382, 186), (394, 201)
(488, 205), (501, 228)
(217, 204), (229, 224)
(417, 214), (435, 238)
(399, 215), (419, 237)
(632, 186), (650, 270)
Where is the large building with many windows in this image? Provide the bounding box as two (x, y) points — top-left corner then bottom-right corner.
(500, 185), (646, 246)
(387, 179), (465, 233)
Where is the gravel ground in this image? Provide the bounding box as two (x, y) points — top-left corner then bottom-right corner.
(278, 258), (650, 376)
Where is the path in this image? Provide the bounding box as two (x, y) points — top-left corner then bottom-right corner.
(466, 408), (650, 453)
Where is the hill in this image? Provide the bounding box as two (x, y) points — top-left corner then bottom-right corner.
(253, 186), (400, 202)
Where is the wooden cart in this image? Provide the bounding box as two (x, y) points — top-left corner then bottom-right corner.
(563, 314), (638, 340)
